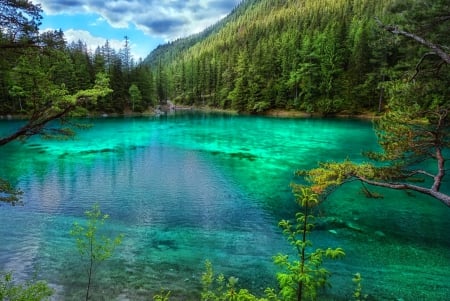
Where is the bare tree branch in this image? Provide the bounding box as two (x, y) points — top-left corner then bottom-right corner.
(375, 17), (450, 64)
(411, 52), (438, 80)
(356, 175), (450, 207)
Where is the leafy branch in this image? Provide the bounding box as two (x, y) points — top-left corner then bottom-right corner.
(273, 186), (345, 301)
(70, 204), (123, 301)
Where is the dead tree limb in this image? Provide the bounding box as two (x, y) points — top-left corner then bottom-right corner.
(375, 17), (450, 64)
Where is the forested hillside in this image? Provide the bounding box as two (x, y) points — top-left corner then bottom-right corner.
(145, 0), (448, 114)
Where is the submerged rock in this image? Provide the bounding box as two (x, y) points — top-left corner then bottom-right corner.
(315, 216), (346, 230)
(345, 221), (364, 232)
(230, 151), (258, 161)
(374, 230), (386, 237)
(78, 148), (117, 155)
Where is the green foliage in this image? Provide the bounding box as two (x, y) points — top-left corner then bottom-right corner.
(0, 178), (23, 205)
(197, 187), (346, 301)
(352, 273), (368, 301)
(129, 84), (143, 112)
(251, 101), (271, 113)
(298, 160), (371, 194)
(0, 3), (155, 116)
(70, 204), (124, 301)
(369, 79), (450, 163)
(0, 0), (42, 49)
(274, 186), (345, 301)
(146, 0), (401, 114)
(153, 290), (171, 301)
(299, 0), (450, 206)
(0, 271), (53, 301)
(1, 52), (114, 145)
(1, 0), (447, 118)
(200, 260), (273, 301)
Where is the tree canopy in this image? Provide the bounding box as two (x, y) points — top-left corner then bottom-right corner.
(0, 1), (157, 120)
(0, 0), (42, 49)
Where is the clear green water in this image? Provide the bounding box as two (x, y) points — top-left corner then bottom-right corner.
(0, 112), (449, 300)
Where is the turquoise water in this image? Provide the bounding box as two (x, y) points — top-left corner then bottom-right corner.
(0, 112), (449, 300)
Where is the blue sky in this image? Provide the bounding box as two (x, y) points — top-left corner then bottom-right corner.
(38, 0), (241, 61)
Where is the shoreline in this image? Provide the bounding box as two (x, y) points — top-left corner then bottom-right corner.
(0, 106), (381, 121)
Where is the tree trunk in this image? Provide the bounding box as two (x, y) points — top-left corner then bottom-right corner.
(0, 105), (73, 147)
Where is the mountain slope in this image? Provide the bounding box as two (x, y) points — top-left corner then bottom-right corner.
(144, 0), (419, 114)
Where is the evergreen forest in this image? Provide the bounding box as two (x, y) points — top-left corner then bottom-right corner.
(1, 0), (448, 117)
(1, 27), (156, 115)
(145, 0), (449, 115)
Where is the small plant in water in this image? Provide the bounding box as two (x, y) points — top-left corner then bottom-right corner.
(273, 186), (345, 301)
(70, 203), (124, 301)
(153, 290), (171, 301)
(197, 187), (345, 301)
(200, 260), (273, 301)
(352, 273), (368, 301)
(0, 271), (53, 301)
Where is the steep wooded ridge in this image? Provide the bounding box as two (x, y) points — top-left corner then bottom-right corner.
(144, 0), (436, 114)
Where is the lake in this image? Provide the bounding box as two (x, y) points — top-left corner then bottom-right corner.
(0, 112), (449, 300)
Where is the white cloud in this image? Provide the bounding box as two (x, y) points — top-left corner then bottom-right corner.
(43, 28), (147, 59)
(89, 16), (106, 26)
(67, 29), (150, 59)
(38, 0), (241, 41)
(64, 29), (122, 50)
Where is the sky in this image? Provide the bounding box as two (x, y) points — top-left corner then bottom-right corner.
(38, 0), (242, 61)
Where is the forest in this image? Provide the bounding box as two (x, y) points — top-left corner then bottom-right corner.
(0, 22), (156, 116)
(1, 0), (448, 117)
(146, 0), (449, 115)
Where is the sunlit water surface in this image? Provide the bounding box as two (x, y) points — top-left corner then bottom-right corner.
(0, 112), (449, 300)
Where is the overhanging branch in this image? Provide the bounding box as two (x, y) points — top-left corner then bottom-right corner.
(375, 17), (450, 64)
(356, 176), (450, 207)
(0, 103), (74, 146)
